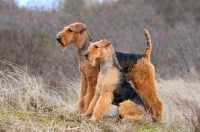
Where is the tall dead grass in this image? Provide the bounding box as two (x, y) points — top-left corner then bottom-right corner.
(0, 61), (68, 112)
(0, 61), (75, 131)
(157, 78), (200, 131)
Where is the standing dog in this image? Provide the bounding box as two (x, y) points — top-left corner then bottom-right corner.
(56, 22), (98, 113)
(84, 39), (146, 122)
(56, 22), (162, 121)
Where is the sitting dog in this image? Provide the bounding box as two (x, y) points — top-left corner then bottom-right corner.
(83, 39), (146, 122)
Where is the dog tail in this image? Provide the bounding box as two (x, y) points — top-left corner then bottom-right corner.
(143, 29), (152, 60)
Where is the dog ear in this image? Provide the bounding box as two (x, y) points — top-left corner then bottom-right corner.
(71, 22), (86, 33)
(101, 39), (111, 47)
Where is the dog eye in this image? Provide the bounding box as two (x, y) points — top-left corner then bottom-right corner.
(68, 29), (73, 33)
(95, 45), (99, 49)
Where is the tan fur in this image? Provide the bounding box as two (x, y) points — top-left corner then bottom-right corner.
(83, 40), (146, 122)
(126, 58), (163, 121)
(56, 23), (162, 121)
(118, 100), (145, 122)
(143, 29), (152, 60)
(82, 69), (118, 118)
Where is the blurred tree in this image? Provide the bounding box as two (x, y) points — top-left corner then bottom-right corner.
(58, 0), (85, 15)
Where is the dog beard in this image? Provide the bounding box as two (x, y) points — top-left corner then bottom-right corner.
(91, 59), (97, 66)
(57, 42), (66, 51)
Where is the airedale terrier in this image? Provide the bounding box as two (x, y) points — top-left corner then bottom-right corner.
(56, 22), (99, 113)
(56, 22), (162, 121)
(83, 39), (146, 122)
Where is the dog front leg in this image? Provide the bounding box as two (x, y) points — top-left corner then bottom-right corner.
(83, 77), (97, 112)
(76, 75), (87, 113)
(82, 89), (100, 117)
(90, 92), (113, 121)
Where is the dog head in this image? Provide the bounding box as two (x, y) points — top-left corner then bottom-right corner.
(56, 22), (91, 51)
(85, 39), (111, 66)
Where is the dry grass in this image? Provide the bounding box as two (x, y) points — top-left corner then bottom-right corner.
(0, 61), (199, 131)
(157, 78), (200, 131)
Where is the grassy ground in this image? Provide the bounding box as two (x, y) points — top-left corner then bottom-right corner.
(0, 61), (199, 132)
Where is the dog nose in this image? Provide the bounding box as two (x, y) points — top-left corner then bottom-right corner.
(56, 36), (60, 41)
(85, 53), (88, 58)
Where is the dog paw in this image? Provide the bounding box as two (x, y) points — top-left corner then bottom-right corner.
(89, 116), (97, 122)
(122, 116), (141, 123)
(82, 113), (89, 117)
(75, 109), (83, 114)
(122, 118), (131, 123)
